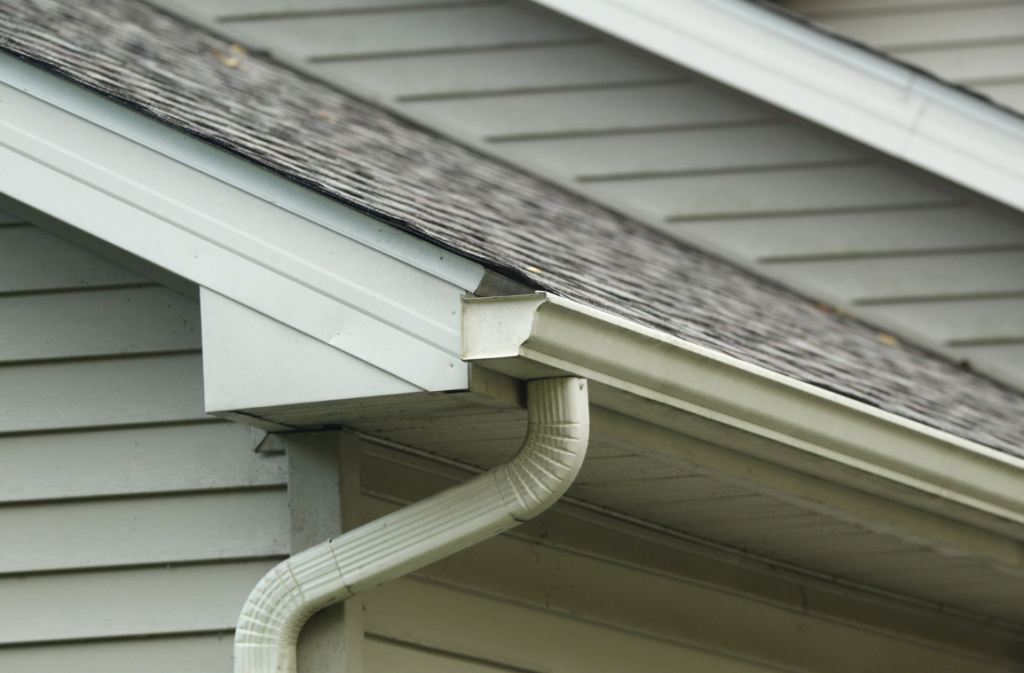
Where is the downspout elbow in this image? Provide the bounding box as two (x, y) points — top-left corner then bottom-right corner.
(234, 377), (589, 673)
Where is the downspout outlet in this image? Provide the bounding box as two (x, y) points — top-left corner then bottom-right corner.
(234, 376), (590, 673)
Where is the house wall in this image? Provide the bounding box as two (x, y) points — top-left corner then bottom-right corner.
(0, 213), (289, 672)
(777, 0), (1024, 112)
(2, 211), (1017, 671)
(144, 0), (1024, 391)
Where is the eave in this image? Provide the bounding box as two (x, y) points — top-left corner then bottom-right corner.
(464, 293), (1024, 566)
(125, 0), (1024, 393)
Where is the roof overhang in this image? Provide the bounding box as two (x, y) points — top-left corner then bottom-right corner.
(529, 0), (1024, 215)
(5, 33), (1024, 628)
(0, 50), (482, 409)
(464, 293), (1024, 567)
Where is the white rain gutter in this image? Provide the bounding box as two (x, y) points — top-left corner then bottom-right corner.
(462, 293), (1024, 559)
(529, 0), (1024, 217)
(234, 376), (589, 673)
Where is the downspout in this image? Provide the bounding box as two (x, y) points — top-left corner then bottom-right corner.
(234, 376), (590, 673)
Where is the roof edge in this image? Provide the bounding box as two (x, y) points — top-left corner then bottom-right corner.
(463, 293), (1024, 551)
(529, 0), (1024, 215)
(0, 50), (480, 390)
(0, 49), (486, 292)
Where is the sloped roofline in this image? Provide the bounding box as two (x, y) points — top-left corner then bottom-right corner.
(0, 50), (480, 394)
(530, 0), (1024, 215)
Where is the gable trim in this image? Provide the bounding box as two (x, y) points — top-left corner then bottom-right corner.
(0, 51), (484, 292)
(529, 0), (1024, 216)
(0, 52), (477, 392)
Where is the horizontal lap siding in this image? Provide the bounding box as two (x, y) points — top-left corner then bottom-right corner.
(0, 215), (287, 670)
(0, 561), (278, 645)
(357, 503), (1023, 672)
(402, 83), (775, 140)
(327, 42), (682, 99)
(364, 581), (787, 673)
(363, 578), (1021, 673)
(224, 2), (587, 60)
(0, 285), (202, 362)
(0, 423), (282, 502)
(358, 422), (1024, 633)
(0, 353), (209, 433)
(678, 206), (1024, 259)
(0, 634), (234, 673)
(761, 251), (1024, 301)
(0, 490), (288, 574)
(598, 164), (954, 222)
(169, 0), (464, 19)
(807, 5), (1024, 49)
(0, 224), (148, 292)
(365, 638), (518, 673)
(523, 122), (862, 179)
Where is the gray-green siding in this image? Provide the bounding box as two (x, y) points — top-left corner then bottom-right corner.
(0, 215), (288, 671)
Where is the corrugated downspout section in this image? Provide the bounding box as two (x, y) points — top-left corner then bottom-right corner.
(234, 377), (590, 673)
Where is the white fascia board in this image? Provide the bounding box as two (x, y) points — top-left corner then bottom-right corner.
(529, 0), (1024, 215)
(0, 52), (483, 392)
(463, 293), (1024, 547)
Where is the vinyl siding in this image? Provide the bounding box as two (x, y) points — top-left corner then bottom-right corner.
(0, 634), (236, 673)
(147, 0), (1024, 391)
(0, 215), (288, 672)
(364, 582), (795, 673)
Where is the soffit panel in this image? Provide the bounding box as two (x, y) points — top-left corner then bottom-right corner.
(291, 386), (1024, 630)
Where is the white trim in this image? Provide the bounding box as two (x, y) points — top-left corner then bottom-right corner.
(0, 52), (484, 292)
(201, 288), (424, 415)
(0, 54), (475, 391)
(463, 293), (1024, 549)
(529, 0), (1024, 214)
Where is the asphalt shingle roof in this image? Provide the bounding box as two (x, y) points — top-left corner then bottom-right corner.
(2, 0), (1023, 456)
